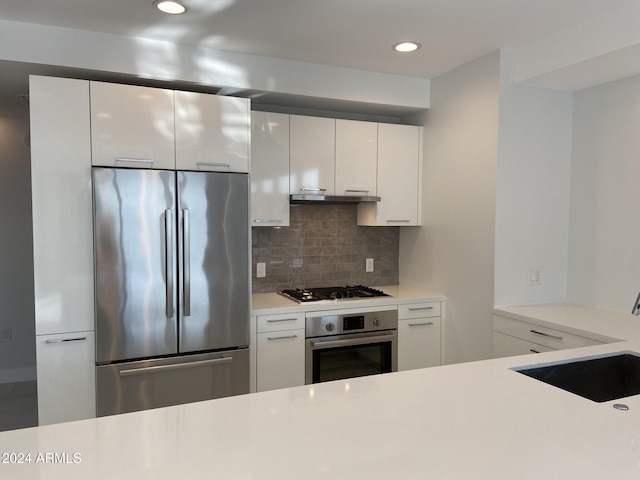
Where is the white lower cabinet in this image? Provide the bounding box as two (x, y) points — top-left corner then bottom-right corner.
(493, 332), (554, 358)
(255, 313), (305, 392)
(36, 331), (96, 425)
(492, 314), (603, 359)
(398, 302), (442, 371)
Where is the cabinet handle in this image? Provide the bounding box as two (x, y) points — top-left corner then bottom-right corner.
(267, 335), (298, 341)
(115, 157), (154, 164)
(408, 306), (434, 311)
(345, 189), (369, 194)
(530, 329), (563, 341)
(311, 333), (395, 350)
(530, 349), (541, 354)
(267, 318), (298, 323)
(300, 187), (327, 192)
(196, 162), (231, 169)
(253, 219), (282, 224)
(119, 357), (232, 377)
(45, 336), (87, 344)
(387, 219), (411, 223)
(407, 322), (434, 327)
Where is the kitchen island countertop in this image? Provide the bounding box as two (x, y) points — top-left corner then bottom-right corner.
(2, 304), (640, 479)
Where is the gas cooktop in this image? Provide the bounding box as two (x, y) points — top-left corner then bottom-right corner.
(280, 285), (390, 303)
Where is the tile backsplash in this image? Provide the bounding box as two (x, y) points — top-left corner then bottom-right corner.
(252, 203), (399, 293)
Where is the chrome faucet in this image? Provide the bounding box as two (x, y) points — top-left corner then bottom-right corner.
(632, 291), (640, 315)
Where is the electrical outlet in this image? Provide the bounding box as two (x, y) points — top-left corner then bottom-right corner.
(366, 258), (374, 273)
(256, 262), (266, 278)
(528, 267), (541, 286)
(1, 328), (11, 343)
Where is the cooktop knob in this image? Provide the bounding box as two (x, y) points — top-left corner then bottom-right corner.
(326, 323), (335, 332)
(372, 317), (380, 327)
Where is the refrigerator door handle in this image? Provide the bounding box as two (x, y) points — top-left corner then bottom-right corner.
(183, 208), (191, 316)
(165, 208), (174, 318)
(118, 357), (233, 377)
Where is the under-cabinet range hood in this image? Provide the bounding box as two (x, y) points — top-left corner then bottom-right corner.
(290, 193), (380, 203)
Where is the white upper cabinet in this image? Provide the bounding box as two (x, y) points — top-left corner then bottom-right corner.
(30, 75), (95, 335)
(335, 119), (378, 197)
(90, 81), (176, 170)
(358, 123), (422, 226)
(251, 111), (290, 226)
(175, 91), (250, 172)
(289, 115), (335, 195)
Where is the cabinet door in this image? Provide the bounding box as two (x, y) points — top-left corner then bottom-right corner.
(175, 91), (250, 172)
(256, 329), (305, 392)
(251, 112), (290, 226)
(358, 123), (422, 226)
(493, 332), (554, 359)
(30, 76), (95, 335)
(335, 119), (377, 196)
(90, 81), (175, 169)
(289, 115), (335, 195)
(36, 331), (96, 425)
(398, 317), (441, 371)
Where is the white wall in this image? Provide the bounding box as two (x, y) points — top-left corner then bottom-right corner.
(568, 74), (640, 313)
(400, 52), (500, 364)
(0, 114), (36, 383)
(494, 50), (573, 306)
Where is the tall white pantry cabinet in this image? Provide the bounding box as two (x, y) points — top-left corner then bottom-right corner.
(30, 75), (96, 425)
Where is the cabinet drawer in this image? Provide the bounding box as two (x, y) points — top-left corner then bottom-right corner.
(398, 302), (441, 320)
(493, 331), (554, 359)
(493, 315), (602, 351)
(257, 312), (305, 333)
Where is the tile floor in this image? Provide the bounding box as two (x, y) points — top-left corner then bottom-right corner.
(0, 381), (38, 431)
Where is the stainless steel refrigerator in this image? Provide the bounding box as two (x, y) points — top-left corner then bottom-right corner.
(92, 167), (250, 416)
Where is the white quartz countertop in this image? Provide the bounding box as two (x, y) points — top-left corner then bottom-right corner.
(5, 303), (640, 479)
(252, 284), (446, 315)
(3, 339), (640, 479)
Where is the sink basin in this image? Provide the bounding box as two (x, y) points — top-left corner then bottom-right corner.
(515, 352), (640, 403)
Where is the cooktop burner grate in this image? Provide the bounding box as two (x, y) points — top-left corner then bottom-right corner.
(280, 285), (390, 303)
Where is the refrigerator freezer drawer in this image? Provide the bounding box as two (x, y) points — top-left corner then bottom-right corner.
(96, 349), (249, 417)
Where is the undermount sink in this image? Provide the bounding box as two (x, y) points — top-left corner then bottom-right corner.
(515, 352), (640, 403)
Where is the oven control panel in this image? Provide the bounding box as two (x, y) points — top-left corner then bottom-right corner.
(306, 310), (398, 337)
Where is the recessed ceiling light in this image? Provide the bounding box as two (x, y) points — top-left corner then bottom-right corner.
(392, 41), (421, 53)
(154, 0), (187, 14)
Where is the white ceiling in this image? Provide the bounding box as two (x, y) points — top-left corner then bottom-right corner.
(0, 0), (634, 117)
(0, 0), (630, 79)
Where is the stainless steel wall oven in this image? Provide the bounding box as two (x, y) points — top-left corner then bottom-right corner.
(305, 307), (398, 384)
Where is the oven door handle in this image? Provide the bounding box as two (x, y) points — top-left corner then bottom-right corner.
(310, 333), (396, 350)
